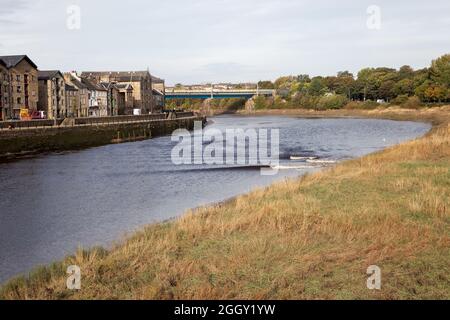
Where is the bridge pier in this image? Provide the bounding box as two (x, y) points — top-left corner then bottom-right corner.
(245, 97), (256, 113)
(201, 98), (213, 116)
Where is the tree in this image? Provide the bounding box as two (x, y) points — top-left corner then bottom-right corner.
(378, 80), (396, 101)
(335, 71), (355, 98)
(357, 68), (377, 100)
(393, 78), (414, 96)
(274, 76), (296, 90)
(424, 84), (447, 102)
(430, 54), (450, 86)
(296, 74), (311, 83)
(257, 81), (275, 89)
(308, 77), (327, 96)
(398, 65), (414, 79)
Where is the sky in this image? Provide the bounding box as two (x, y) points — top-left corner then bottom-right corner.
(0, 0), (449, 85)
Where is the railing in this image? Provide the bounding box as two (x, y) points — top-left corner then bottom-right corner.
(0, 112), (196, 131)
(174, 111), (194, 118)
(0, 119), (64, 130)
(74, 114), (166, 125)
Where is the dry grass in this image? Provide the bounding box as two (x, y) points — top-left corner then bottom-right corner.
(1, 108), (449, 300)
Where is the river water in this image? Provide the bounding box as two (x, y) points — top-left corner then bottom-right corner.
(0, 115), (430, 283)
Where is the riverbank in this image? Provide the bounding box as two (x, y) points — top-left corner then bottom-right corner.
(1, 107), (449, 300)
(237, 105), (450, 125)
(0, 114), (204, 162)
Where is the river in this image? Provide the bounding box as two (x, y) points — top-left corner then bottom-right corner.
(0, 115), (430, 283)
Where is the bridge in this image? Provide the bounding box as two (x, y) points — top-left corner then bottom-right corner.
(165, 89), (275, 100)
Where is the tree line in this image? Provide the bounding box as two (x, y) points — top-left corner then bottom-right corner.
(256, 54), (450, 109)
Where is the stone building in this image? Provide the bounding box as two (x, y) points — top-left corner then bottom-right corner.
(65, 84), (79, 117)
(38, 70), (66, 119)
(100, 82), (120, 116)
(81, 77), (108, 117)
(63, 73), (89, 118)
(0, 55), (39, 119)
(115, 83), (134, 115)
(0, 59), (9, 120)
(152, 76), (165, 110)
(81, 71), (158, 114)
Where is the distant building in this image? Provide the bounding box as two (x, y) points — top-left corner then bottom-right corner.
(0, 59), (9, 120)
(0, 55), (39, 119)
(63, 72), (89, 118)
(152, 89), (165, 110)
(38, 70), (66, 119)
(65, 84), (79, 117)
(152, 76), (165, 110)
(100, 82), (120, 116)
(81, 71), (158, 113)
(81, 77), (108, 117)
(115, 83), (134, 115)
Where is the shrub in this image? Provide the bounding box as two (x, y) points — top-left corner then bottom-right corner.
(253, 96), (268, 109)
(343, 100), (380, 110)
(361, 100), (380, 109)
(401, 96), (422, 109)
(391, 94), (409, 106)
(344, 101), (363, 109)
(316, 94), (348, 110)
(272, 96), (287, 109)
(289, 94), (320, 109)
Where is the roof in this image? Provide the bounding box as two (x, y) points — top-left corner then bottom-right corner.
(65, 84), (78, 91)
(81, 77), (107, 91)
(0, 55), (38, 69)
(38, 70), (63, 80)
(115, 83), (133, 90)
(152, 89), (164, 96)
(152, 75), (165, 83)
(68, 77), (88, 90)
(81, 71), (151, 82)
(99, 82), (120, 90)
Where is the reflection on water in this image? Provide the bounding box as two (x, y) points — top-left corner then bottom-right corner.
(0, 115), (430, 283)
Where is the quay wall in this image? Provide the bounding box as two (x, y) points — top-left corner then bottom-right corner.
(0, 115), (204, 160)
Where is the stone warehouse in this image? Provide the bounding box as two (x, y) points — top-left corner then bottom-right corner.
(38, 70), (66, 119)
(81, 71), (164, 114)
(0, 55), (39, 120)
(0, 54), (166, 121)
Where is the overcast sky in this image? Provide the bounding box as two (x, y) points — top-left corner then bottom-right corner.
(0, 0), (449, 85)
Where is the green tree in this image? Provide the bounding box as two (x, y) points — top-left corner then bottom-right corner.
(308, 77), (327, 96)
(393, 78), (414, 96)
(398, 65), (414, 79)
(430, 54), (450, 86)
(257, 81), (275, 89)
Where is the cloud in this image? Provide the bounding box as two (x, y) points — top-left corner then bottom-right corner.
(0, 0), (449, 83)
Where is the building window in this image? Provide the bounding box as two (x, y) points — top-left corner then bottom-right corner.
(17, 86), (21, 93)
(16, 75), (20, 82)
(17, 97), (22, 104)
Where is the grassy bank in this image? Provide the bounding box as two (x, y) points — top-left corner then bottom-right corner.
(1, 108), (449, 300)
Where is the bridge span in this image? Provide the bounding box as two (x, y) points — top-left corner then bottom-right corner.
(165, 89), (275, 100)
